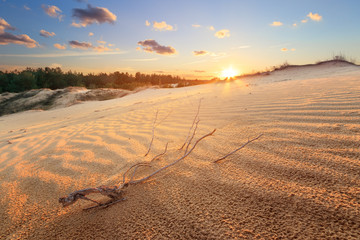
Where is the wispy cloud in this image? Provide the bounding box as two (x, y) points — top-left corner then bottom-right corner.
(42, 5), (63, 21)
(281, 48), (296, 52)
(24, 5), (30, 11)
(88, 32), (94, 36)
(0, 18), (38, 48)
(40, 29), (55, 38)
(72, 4), (117, 27)
(214, 29), (230, 38)
(208, 26), (215, 31)
(193, 50), (209, 56)
(270, 21), (283, 27)
(307, 12), (322, 21)
(137, 39), (176, 55)
(146, 20), (175, 31)
(192, 24), (201, 28)
(301, 19), (308, 23)
(69, 40), (112, 52)
(54, 43), (66, 50)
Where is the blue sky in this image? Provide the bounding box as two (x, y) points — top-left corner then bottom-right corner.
(1, 0), (359, 79)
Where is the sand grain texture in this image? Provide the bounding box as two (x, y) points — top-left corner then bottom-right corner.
(0, 62), (359, 239)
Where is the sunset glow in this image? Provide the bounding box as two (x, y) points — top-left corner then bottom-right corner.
(220, 67), (239, 79)
(0, 1), (359, 79)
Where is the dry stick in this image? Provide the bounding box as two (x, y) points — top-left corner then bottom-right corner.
(128, 142), (169, 183)
(144, 110), (159, 156)
(129, 129), (216, 185)
(214, 134), (264, 163)
(179, 99), (202, 150)
(184, 119), (200, 154)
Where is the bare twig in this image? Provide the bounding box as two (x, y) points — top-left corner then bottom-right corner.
(184, 120), (200, 154)
(144, 110), (159, 156)
(214, 134), (264, 163)
(130, 129), (216, 185)
(179, 99), (202, 150)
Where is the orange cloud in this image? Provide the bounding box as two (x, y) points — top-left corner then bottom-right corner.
(145, 20), (151, 26)
(40, 29), (55, 38)
(281, 48), (288, 51)
(193, 50), (209, 56)
(192, 24), (201, 28)
(152, 21), (174, 31)
(270, 21), (283, 26)
(307, 12), (322, 21)
(215, 29), (230, 38)
(301, 19), (308, 23)
(42, 5), (63, 21)
(209, 26), (215, 31)
(0, 18), (38, 48)
(0, 18), (16, 32)
(72, 4), (117, 27)
(137, 39), (176, 55)
(54, 43), (66, 50)
(69, 40), (111, 52)
(89, 32), (94, 36)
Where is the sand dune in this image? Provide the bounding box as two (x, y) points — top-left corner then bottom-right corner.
(0, 62), (359, 239)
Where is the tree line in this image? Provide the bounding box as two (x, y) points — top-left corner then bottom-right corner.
(0, 67), (211, 93)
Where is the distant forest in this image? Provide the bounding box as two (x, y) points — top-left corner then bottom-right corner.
(0, 67), (213, 93)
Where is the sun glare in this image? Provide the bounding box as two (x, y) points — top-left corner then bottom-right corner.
(220, 67), (239, 79)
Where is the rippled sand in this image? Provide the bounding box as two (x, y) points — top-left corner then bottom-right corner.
(0, 62), (359, 239)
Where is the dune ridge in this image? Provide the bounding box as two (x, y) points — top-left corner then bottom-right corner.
(0, 63), (359, 239)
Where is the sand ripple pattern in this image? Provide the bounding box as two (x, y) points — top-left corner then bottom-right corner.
(0, 66), (359, 239)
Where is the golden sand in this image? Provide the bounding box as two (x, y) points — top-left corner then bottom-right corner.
(0, 63), (359, 239)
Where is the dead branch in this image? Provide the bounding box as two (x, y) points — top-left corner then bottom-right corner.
(144, 110), (159, 156)
(214, 134), (264, 163)
(179, 99), (202, 150)
(129, 129), (216, 185)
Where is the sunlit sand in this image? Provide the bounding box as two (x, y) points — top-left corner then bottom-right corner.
(0, 62), (359, 239)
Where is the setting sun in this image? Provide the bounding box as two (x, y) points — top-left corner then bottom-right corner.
(220, 67), (239, 79)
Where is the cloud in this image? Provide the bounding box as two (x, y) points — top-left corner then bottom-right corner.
(146, 21), (174, 31)
(214, 29), (230, 38)
(42, 5), (63, 21)
(54, 43), (66, 50)
(0, 32), (38, 48)
(97, 40), (106, 44)
(69, 40), (93, 50)
(0, 18), (38, 48)
(301, 19), (308, 23)
(137, 39), (176, 55)
(192, 24), (201, 28)
(194, 70), (205, 73)
(69, 40), (111, 52)
(40, 29), (55, 38)
(292, 23), (297, 27)
(0, 18), (15, 32)
(281, 48), (296, 52)
(24, 5), (31, 11)
(88, 32), (94, 36)
(270, 21), (283, 27)
(72, 4), (117, 27)
(193, 50), (209, 56)
(209, 26), (215, 31)
(307, 12), (322, 21)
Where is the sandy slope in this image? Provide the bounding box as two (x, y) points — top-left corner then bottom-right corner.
(0, 62), (359, 239)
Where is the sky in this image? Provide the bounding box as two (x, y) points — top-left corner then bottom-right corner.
(0, 0), (360, 79)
